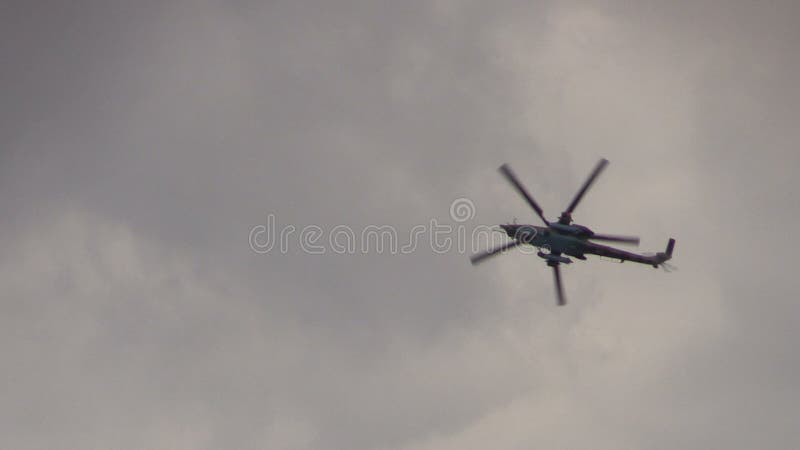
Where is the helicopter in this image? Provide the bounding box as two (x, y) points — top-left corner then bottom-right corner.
(470, 158), (675, 306)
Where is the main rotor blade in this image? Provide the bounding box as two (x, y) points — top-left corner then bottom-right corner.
(498, 164), (549, 226)
(563, 158), (609, 217)
(470, 240), (521, 265)
(588, 233), (640, 245)
(551, 263), (566, 306)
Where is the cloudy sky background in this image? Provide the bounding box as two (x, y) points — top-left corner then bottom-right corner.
(2, 1), (799, 448)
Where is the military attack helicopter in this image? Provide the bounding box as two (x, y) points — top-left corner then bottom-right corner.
(470, 158), (675, 305)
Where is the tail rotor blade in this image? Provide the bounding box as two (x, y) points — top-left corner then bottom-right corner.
(588, 233), (640, 245)
(551, 263), (566, 306)
(498, 164), (550, 226)
(470, 240), (521, 265)
(561, 158), (609, 222)
(661, 262), (677, 272)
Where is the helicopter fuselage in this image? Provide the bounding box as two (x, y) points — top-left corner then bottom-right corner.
(499, 224), (666, 267)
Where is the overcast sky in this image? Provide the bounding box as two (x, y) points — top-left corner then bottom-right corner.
(2, 1), (799, 449)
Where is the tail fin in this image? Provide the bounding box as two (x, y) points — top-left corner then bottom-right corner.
(665, 238), (675, 258)
(655, 238), (675, 264)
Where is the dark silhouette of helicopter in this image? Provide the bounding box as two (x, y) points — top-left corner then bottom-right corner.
(470, 158), (675, 306)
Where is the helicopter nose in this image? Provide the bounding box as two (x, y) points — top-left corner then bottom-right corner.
(499, 224), (517, 235)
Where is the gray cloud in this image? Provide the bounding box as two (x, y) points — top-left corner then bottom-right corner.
(1, 1), (799, 449)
